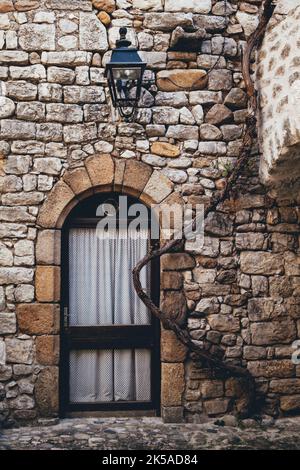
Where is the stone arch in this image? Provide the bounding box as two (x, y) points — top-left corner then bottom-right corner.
(35, 154), (188, 422)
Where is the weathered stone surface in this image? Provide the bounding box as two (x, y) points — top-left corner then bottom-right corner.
(190, 90), (222, 106)
(161, 291), (187, 326)
(39, 83), (62, 102)
(166, 125), (199, 140)
(0, 313), (16, 334)
(6, 339), (33, 365)
(14, 285), (34, 303)
(0, 51), (29, 64)
(35, 266), (60, 302)
(85, 153), (114, 188)
(35, 367), (59, 417)
(0, 268), (33, 284)
(280, 396), (300, 413)
(157, 70), (207, 92)
(144, 13), (194, 31)
(161, 271), (183, 290)
(10, 65), (46, 81)
(161, 253), (195, 271)
(46, 103), (83, 123)
(165, 0), (211, 13)
(33, 157), (62, 175)
(0, 0), (14, 13)
(79, 12), (108, 51)
(205, 212), (233, 236)
(236, 11), (259, 37)
(64, 123), (97, 143)
(201, 380), (224, 399)
(19, 23), (55, 51)
(224, 88), (248, 109)
(63, 167), (92, 195)
(250, 321), (296, 346)
(17, 102), (45, 122)
(41, 51), (92, 66)
(17, 303), (59, 335)
(240, 252), (284, 275)
(36, 230), (61, 266)
(195, 297), (219, 314)
(37, 180), (75, 228)
(47, 66), (75, 84)
(36, 335), (59, 366)
(161, 328), (187, 362)
(156, 92), (188, 107)
(161, 363), (185, 406)
(163, 169), (187, 183)
(141, 170), (173, 204)
(270, 379), (300, 394)
(236, 233), (266, 250)
(208, 314), (240, 333)
(92, 0), (115, 12)
(204, 398), (229, 416)
(0, 98), (15, 119)
(36, 123), (63, 142)
(209, 69), (232, 91)
(151, 142), (180, 158)
(247, 360), (294, 378)
(122, 160), (152, 197)
(205, 104), (233, 125)
(8, 395), (35, 410)
(153, 107), (179, 125)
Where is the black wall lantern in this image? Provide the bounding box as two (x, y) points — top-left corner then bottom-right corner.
(105, 27), (147, 121)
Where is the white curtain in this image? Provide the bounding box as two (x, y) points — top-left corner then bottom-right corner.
(69, 227), (152, 403)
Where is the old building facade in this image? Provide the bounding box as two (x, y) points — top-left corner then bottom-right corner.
(0, 0), (299, 427)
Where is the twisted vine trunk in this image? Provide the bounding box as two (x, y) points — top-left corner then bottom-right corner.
(133, 0), (275, 413)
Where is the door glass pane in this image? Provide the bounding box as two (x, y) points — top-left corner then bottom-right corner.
(69, 227), (150, 326)
(70, 349), (151, 403)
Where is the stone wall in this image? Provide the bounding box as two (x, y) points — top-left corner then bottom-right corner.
(0, 0), (299, 426)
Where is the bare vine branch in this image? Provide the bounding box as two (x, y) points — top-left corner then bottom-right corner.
(133, 0), (276, 409)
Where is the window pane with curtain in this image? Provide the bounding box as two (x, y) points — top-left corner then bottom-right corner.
(68, 226), (152, 403)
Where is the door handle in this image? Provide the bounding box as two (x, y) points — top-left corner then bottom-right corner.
(63, 306), (69, 328)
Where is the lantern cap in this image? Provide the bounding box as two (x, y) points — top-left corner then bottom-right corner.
(105, 28), (146, 76)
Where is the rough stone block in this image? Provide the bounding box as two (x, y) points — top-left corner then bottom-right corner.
(141, 170), (173, 204)
(161, 328), (187, 362)
(36, 230), (61, 265)
(37, 180), (75, 228)
(240, 252), (284, 275)
(161, 290), (187, 326)
(122, 160), (152, 197)
(35, 266), (61, 302)
(204, 398), (229, 416)
(207, 314), (240, 333)
(161, 253), (195, 270)
(0, 312), (16, 334)
(161, 362), (185, 406)
(247, 360), (295, 378)
(250, 321), (296, 346)
(85, 153), (114, 188)
(157, 70), (207, 92)
(17, 303), (59, 335)
(63, 167), (92, 195)
(165, 0), (211, 13)
(36, 335), (59, 365)
(35, 366), (59, 417)
(6, 338), (33, 365)
(79, 12), (108, 51)
(64, 123), (97, 143)
(19, 23), (55, 51)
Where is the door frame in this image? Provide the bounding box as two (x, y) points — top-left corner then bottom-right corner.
(59, 192), (161, 416)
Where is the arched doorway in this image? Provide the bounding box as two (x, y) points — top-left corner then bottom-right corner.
(59, 192), (160, 416)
